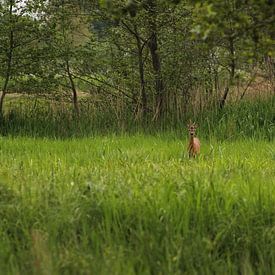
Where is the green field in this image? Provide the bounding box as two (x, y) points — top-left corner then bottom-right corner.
(0, 136), (274, 274)
(1, 0), (274, 273)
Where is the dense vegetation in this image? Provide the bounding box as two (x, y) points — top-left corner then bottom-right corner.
(0, 1), (274, 274)
(0, 0), (274, 124)
(1, 96), (274, 139)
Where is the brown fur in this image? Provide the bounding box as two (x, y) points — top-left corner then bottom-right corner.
(187, 121), (200, 158)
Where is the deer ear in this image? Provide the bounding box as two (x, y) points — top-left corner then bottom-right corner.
(187, 119), (193, 127)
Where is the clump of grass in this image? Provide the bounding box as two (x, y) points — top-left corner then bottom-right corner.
(0, 137), (274, 274)
(195, 97), (275, 140)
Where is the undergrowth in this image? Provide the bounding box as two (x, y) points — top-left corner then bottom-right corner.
(0, 96), (274, 140)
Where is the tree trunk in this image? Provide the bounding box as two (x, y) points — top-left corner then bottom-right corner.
(147, 0), (164, 120)
(121, 21), (148, 120)
(66, 60), (79, 116)
(134, 27), (147, 119)
(0, 1), (14, 119)
(219, 36), (235, 109)
(149, 33), (164, 120)
(0, 70), (11, 118)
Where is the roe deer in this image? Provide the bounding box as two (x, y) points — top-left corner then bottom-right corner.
(187, 121), (200, 158)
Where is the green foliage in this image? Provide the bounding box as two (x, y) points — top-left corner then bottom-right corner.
(0, 2), (274, 274)
(191, 0), (275, 57)
(0, 1), (43, 77)
(1, 0), (274, 120)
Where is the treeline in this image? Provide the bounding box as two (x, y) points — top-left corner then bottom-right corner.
(0, 0), (274, 122)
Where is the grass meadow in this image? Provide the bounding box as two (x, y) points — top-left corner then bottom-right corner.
(0, 98), (274, 274)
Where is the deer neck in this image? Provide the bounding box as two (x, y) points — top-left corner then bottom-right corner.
(190, 134), (195, 141)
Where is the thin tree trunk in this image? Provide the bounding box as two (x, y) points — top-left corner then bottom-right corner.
(0, 69), (11, 117)
(149, 32), (164, 120)
(147, 0), (164, 120)
(121, 21), (148, 120)
(219, 36), (235, 109)
(135, 29), (147, 119)
(0, 1), (14, 118)
(66, 60), (79, 116)
(60, 0), (79, 117)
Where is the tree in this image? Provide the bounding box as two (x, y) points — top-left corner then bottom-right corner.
(36, 0), (93, 115)
(0, 0), (17, 117)
(0, 0), (45, 117)
(191, 0), (275, 108)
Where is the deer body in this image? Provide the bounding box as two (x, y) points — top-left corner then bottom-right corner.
(187, 122), (200, 158)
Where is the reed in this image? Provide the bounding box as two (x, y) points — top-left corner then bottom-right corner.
(1, 96), (274, 140)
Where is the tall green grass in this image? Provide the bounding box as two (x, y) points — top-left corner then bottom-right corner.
(0, 136), (274, 274)
(0, 97), (274, 273)
(1, 96), (274, 139)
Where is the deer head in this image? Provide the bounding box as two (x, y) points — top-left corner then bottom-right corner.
(187, 120), (198, 137)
